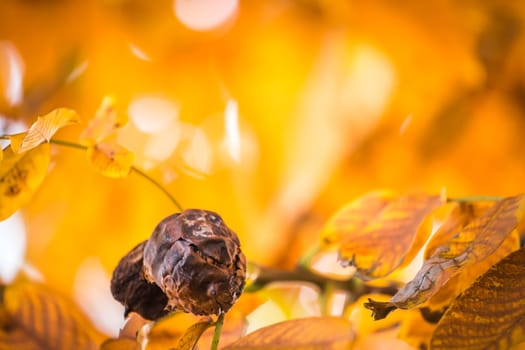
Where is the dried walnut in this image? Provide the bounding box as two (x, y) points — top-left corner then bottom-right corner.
(111, 209), (246, 320)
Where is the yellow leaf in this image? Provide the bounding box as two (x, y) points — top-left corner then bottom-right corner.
(430, 246), (525, 350)
(100, 338), (141, 350)
(321, 191), (395, 245)
(397, 309), (436, 349)
(8, 132), (26, 153)
(16, 108), (80, 153)
(0, 143), (50, 220)
(345, 294), (404, 336)
(141, 312), (208, 350)
(259, 282), (321, 319)
(86, 141), (134, 178)
(0, 280), (104, 349)
(173, 320), (214, 350)
(223, 317), (354, 350)
(424, 201), (494, 259)
(365, 195), (525, 319)
(322, 192), (444, 279)
(80, 96), (127, 145)
(426, 229), (520, 311)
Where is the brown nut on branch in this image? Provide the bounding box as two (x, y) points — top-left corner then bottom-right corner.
(110, 209), (246, 320)
(110, 241), (169, 320)
(143, 209), (246, 316)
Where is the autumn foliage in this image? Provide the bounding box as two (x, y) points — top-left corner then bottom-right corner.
(2, 1), (525, 350)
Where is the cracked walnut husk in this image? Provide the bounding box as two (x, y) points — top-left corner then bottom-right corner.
(111, 209), (246, 320)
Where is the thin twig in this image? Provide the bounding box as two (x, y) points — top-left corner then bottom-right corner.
(447, 195), (503, 202)
(48, 138), (184, 211)
(130, 166), (183, 211)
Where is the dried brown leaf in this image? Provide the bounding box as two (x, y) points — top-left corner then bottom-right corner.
(430, 246), (525, 350)
(223, 317), (354, 350)
(0, 143), (50, 220)
(322, 192), (444, 279)
(0, 280), (104, 350)
(365, 195), (525, 320)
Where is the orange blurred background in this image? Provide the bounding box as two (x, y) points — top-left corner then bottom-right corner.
(1, 0), (525, 336)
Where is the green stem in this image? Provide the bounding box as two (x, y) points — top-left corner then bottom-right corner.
(48, 139), (184, 211)
(211, 312), (225, 350)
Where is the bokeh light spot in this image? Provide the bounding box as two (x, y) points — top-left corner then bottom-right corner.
(174, 0), (238, 32)
(0, 212), (26, 284)
(0, 41), (24, 107)
(128, 95), (179, 134)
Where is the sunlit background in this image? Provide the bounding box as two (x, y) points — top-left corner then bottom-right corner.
(1, 0), (525, 339)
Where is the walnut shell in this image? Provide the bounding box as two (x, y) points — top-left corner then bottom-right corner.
(110, 241), (169, 320)
(143, 209), (246, 316)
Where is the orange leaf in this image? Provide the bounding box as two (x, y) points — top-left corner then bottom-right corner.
(397, 309), (436, 350)
(223, 317), (354, 350)
(0, 143), (50, 220)
(321, 191), (395, 245)
(86, 141), (134, 178)
(430, 246), (525, 350)
(424, 201), (493, 259)
(16, 108), (80, 153)
(140, 312), (209, 350)
(173, 320), (214, 350)
(322, 192), (444, 279)
(365, 195), (525, 319)
(8, 132), (26, 154)
(426, 229), (520, 311)
(100, 338), (141, 350)
(0, 280), (104, 349)
(80, 96), (127, 145)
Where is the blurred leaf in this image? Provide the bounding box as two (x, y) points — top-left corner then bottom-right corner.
(0, 143), (50, 220)
(397, 309), (436, 349)
(80, 96), (126, 145)
(8, 132), (26, 154)
(321, 191), (395, 245)
(86, 141), (134, 178)
(173, 320), (214, 350)
(15, 108), (79, 153)
(100, 339), (141, 350)
(142, 312), (207, 350)
(0, 280), (104, 350)
(259, 282), (321, 319)
(430, 246), (525, 350)
(322, 192), (444, 279)
(365, 195), (525, 320)
(223, 317), (354, 350)
(345, 294), (404, 336)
